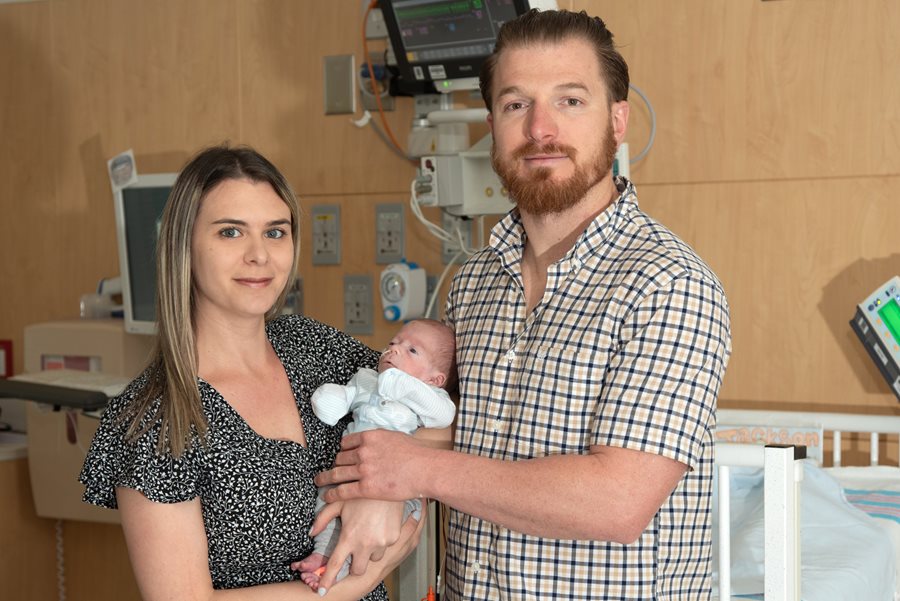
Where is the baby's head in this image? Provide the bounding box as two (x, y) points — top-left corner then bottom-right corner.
(378, 319), (456, 390)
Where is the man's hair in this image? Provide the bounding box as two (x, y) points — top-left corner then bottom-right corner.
(479, 9), (629, 111)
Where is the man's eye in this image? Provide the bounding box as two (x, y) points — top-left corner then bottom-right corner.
(410, 347), (418, 355)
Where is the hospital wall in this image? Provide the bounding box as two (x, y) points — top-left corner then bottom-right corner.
(0, 0), (899, 599)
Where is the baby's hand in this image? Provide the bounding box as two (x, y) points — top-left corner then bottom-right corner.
(291, 552), (328, 591)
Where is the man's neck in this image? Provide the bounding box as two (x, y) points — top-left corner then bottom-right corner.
(520, 175), (619, 268)
(518, 175), (619, 313)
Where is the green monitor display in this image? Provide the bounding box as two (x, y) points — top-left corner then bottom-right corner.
(878, 298), (900, 346)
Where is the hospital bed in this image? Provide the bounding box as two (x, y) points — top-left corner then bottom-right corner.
(715, 409), (900, 601)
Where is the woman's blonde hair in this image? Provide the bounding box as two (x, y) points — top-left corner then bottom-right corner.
(124, 144), (301, 456)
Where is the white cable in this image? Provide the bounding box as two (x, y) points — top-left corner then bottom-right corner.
(424, 253), (462, 320)
(56, 519), (67, 601)
(628, 83), (657, 164)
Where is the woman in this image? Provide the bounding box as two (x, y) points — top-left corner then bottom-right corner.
(80, 145), (420, 600)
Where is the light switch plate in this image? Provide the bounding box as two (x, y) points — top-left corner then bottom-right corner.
(323, 55), (356, 115)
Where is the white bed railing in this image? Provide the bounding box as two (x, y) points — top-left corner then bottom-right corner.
(716, 443), (805, 601)
(719, 409), (900, 467)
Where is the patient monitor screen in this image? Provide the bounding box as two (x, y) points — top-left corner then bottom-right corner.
(393, 0), (517, 63)
(878, 298), (900, 346)
(121, 186), (168, 325)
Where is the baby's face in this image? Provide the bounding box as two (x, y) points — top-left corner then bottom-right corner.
(379, 321), (441, 385)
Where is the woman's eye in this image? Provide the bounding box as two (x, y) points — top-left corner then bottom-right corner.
(266, 228), (286, 239)
(220, 227), (240, 238)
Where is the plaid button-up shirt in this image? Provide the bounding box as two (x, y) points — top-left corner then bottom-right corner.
(443, 178), (731, 600)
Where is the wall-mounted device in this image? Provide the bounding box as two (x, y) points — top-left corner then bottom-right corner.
(380, 0), (558, 95)
(113, 173), (177, 335)
(380, 262), (426, 322)
(850, 276), (900, 399)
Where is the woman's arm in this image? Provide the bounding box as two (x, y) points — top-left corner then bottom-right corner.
(116, 487), (423, 601)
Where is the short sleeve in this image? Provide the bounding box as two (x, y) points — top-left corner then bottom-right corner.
(79, 377), (202, 509)
(595, 274), (731, 469)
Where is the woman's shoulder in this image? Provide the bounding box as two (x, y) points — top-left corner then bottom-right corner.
(266, 314), (378, 382)
(266, 314), (370, 355)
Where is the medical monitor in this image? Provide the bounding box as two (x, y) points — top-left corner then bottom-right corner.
(113, 173), (177, 335)
(381, 0), (535, 95)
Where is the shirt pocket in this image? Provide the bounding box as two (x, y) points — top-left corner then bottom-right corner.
(510, 343), (611, 457)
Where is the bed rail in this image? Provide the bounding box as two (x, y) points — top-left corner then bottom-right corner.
(716, 443), (805, 601)
(718, 409), (900, 466)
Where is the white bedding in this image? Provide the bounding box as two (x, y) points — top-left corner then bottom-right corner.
(714, 460), (896, 601)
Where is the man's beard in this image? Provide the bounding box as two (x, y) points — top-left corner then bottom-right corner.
(491, 122), (618, 216)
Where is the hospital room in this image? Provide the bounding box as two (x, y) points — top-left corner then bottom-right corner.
(1, 0), (899, 600)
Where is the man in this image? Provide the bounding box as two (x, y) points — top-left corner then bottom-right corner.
(319, 9), (731, 600)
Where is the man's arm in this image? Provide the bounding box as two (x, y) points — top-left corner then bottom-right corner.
(318, 431), (686, 544)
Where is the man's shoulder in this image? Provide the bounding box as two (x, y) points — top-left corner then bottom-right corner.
(614, 207), (725, 295)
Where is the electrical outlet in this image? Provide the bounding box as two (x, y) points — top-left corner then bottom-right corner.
(375, 204), (404, 264)
(365, 6), (388, 39)
(442, 212), (472, 265)
(344, 275), (374, 335)
(360, 52), (394, 111)
(311, 205), (341, 265)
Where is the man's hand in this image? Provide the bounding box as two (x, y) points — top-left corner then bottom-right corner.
(291, 498), (405, 593)
(315, 430), (428, 503)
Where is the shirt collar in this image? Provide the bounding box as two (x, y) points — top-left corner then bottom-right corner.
(489, 176), (638, 271)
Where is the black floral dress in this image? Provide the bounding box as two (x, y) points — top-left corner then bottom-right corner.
(79, 315), (387, 599)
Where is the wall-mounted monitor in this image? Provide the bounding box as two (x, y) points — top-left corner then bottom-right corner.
(382, 0), (555, 95)
(113, 173), (177, 335)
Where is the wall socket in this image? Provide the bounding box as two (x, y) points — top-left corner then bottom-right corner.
(361, 52), (394, 111)
(442, 212), (472, 265)
(311, 205), (341, 265)
(375, 203), (404, 264)
(344, 275), (374, 335)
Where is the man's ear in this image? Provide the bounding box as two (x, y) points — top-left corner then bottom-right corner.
(486, 111), (494, 134)
(611, 100), (629, 145)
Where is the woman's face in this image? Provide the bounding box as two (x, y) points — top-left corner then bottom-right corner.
(190, 178), (294, 325)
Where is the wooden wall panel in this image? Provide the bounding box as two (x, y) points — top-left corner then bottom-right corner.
(639, 177), (900, 411)
(578, 0), (900, 184)
(238, 0), (419, 197)
(0, 459), (56, 601)
(3, 0), (900, 599)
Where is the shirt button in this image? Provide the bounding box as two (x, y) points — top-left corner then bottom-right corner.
(506, 350), (515, 363)
(536, 348), (547, 359)
(493, 419), (501, 432)
(471, 561), (481, 573)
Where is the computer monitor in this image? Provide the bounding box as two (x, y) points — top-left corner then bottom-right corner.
(381, 0), (538, 95)
(113, 173), (177, 335)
